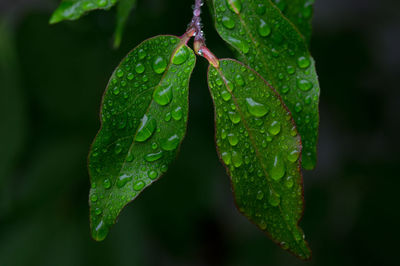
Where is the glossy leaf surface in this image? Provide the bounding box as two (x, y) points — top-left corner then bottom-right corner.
(208, 59), (310, 259)
(212, 0), (320, 169)
(114, 0), (137, 48)
(88, 35), (196, 241)
(272, 0), (315, 43)
(50, 0), (118, 24)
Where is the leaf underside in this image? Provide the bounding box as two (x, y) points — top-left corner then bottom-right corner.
(271, 0), (315, 43)
(208, 59), (311, 259)
(88, 35), (196, 241)
(213, 0), (320, 169)
(50, 0), (117, 24)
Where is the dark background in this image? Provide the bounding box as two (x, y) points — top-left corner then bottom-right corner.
(1, 0), (399, 265)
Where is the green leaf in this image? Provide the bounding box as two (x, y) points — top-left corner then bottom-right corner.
(49, 0), (118, 24)
(208, 59), (311, 259)
(88, 35), (196, 241)
(212, 0), (320, 169)
(271, 0), (315, 43)
(114, 0), (137, 48)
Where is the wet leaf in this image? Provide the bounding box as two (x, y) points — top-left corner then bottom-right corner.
(88, 35), (196, 241)
(208, 58), (311, 259)
(271, 0), (315, 43)
(50, 0), (118, 24)
(212, 0), (320, 169)
(114, 0), (137, 48)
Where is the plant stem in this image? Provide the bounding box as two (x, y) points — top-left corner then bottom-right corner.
(186, 0), (219, 68)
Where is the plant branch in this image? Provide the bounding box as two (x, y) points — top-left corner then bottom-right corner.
(186, 0), (219, 68)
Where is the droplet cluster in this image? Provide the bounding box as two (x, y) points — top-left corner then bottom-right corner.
(208, 59), (308, 258)
(215, 0), (319, 170)
(88, 35), (196, 241)
(50, 0), (118, 23)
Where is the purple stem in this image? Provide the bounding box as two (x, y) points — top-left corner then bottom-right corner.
(189, 0), (205, 43)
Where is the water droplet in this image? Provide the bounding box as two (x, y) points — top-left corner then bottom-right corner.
(164, 112), (171, 121)
(161, 134), (180, 151)
(281, 85), (289, 94)
(228, 111), (241, 124)
(227, 36), (249, 54)
(127, 72), (134, 80)
(297, 78), (313, 91)
(232, 150), (243, 167)
(172, 47), (189, 65)
(93, 219), (108, 241)
(160, 164), (168, 173)
(235, 74), (245, 86)
(112, 87), (120, 95)
(103, 178), (111, 189)
(117, 174), (132, 188)
(226, 0), (242, 14)
(286, 65), (295, 74)
(133, 180), (145, 191)
(97, 0), (107, 7)
(222, 151), (231, 165)
(95, 207), (102, 216)
(153, 83), (173, 106)
(221, 129), (227, 139)
(305, 95), (312, 105)
(153, 56), (167, 74)
(135, 63), (145, 74)
(116, 69), (124, 78)
(268, 188), (280, 206)
(290, 126), (297, 137)
(136, 115), (156, 142)
(90, 193), (98, 202)
(83, 2), (95, 10)
(270, 155), (285, 181)
(138, 49), (146, 59)
(258, 19), (271, 37)
(144, 150), (163, 162)
(222, 16), (235, 29)
(221, 90), (232, 101)
(297, 56), (310, 68)
(148, 170), (158, 180)
(228, 133), (239, 146)
(114, 143), (122, 154)
(287, 150), (300, 162)
(172, 106), (183, 120)
(285, 175), (294, 188)
(246, 98), (268, 117)
(295, 102), (303, 113)
(268, 121), (281, 135)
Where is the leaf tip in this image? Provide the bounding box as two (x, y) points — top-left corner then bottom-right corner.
(113, 35), (121, 49)
(91, 218), (109, 242)
(49, 14), (61, 24)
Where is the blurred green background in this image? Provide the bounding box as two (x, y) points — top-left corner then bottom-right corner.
(1, 0), (399, 265)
